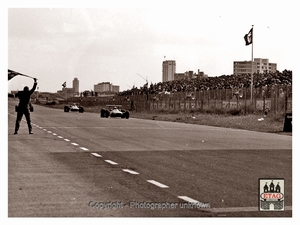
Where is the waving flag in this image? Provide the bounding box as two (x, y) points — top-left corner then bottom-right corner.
(244, 28), (253, 45)
(62, 81), (66, 88)
(8, 69), (34, 80)
(8, 69), (20, 80)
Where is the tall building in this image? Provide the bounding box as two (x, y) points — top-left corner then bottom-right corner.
(233, 58), (277, 75)
(94, 82), (120, 94)
(73, 77), (79, 95)
(162, 60), (176, 82)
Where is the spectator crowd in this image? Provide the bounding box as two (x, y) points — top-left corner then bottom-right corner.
(118, 70), (292, 96)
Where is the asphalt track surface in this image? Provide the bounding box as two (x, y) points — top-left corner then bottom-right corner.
(8, 99), (292, 217)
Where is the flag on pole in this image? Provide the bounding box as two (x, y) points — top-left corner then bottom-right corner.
(62, 81), (66, 88)
(244, 28), (253, 45)
(8, 69), (35, 80)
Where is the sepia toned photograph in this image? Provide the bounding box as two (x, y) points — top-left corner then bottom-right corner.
(4, 0), (297, 223)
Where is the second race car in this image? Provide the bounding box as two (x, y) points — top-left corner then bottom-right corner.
(100, 105), (129, 119)
(64, 103), (84, 113)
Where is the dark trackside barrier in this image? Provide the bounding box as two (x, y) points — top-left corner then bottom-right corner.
(283, 112), (292, 132)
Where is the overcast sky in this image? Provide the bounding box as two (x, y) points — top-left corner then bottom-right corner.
(6, 0), (297, 93)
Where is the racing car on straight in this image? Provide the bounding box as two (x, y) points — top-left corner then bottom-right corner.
(100, 105), (129, 119)
(64, 103), (84, 113)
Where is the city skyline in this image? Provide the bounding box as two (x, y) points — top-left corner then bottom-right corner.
(6, 1), (297, 93)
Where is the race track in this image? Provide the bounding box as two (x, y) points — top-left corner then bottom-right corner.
(8, 99), (292, 217)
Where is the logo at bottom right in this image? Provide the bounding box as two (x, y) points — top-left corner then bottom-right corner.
(259, 178), (284, 211)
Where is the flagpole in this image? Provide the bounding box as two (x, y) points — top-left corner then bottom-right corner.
(251, 25), (254, 105)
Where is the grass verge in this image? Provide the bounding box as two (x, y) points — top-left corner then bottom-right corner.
(130, 111), (291, 135)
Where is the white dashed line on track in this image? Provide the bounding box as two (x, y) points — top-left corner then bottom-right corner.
(178, 196), (208, 205)
(91, 153), (102, 157)
(34, 125), (91, 153)
(147, 180), (169, 188)
(32, 123), (144, 182)
(105, 160), (118, 165)
(178, 196), (201, 204)
(177, 196), (211, 211)
(80, 147), (89, 151)
(122, 169), (139, 175)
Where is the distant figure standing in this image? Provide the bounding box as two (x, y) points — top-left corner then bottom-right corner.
(14, 78), (37, 134)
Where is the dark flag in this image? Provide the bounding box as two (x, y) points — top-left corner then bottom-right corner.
(244, 28), (253, 45)
(62, 81), (66, 88)
(8, 69), (34, 80)
(8, 69), (18, 80)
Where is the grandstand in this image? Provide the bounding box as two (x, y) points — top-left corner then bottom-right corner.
(115, 70), (292, 114)
(118, 70), (292, 96)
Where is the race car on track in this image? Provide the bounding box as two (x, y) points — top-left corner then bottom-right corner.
(100, 105), (129, 119)
(64, 103), (84, 113)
